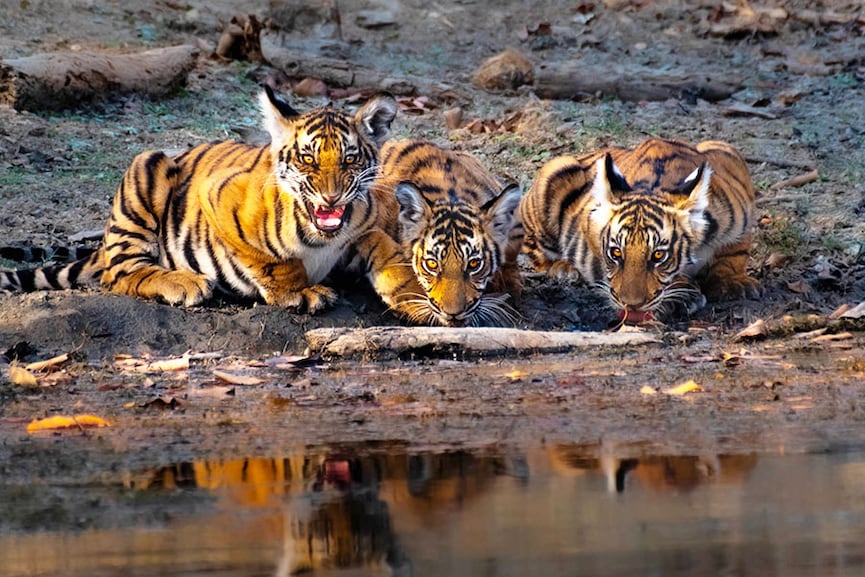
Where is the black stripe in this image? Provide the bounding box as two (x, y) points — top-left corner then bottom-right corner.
(232, 212), (246, 244)
(108, 253), (150, 268)
(704, 213), (719, 244)
(18, 270), (36, 291)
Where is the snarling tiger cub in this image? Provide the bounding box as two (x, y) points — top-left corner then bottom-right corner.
(0, 87), (397, 312)
(520, 137), (760, 323)
(361, 140), (524, 327)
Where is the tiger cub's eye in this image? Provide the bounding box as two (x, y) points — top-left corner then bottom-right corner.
(300, 154), (316, 165)
(344, 154), (357, 165)
(608, 247), (623, 261)
(424, 258), (439, 272)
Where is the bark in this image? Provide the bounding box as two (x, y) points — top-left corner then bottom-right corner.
(0, 45), (199, 111)
(305, 326), (658, 359)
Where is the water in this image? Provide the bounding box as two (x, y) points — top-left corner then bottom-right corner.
(3, 445), (865, 577)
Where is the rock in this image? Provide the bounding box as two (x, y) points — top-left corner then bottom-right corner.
(443, 107), (463, 130)
(267, 0), (342, 40)
(472, 49), (534, 91)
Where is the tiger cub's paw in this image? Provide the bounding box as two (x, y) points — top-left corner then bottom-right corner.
(703, 274), (762, 302)
(546, 259), (577, 280)
(267, 284), (338, 313)
(147, 270), (212, 307)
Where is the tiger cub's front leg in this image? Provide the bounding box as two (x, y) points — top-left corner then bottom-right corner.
(521, 233), (577, 280)
(245, 257), (338, 313)
(699, 234), (762, 301)
(354, 229), (424, 314)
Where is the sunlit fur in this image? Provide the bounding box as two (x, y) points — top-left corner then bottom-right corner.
(0, 88), (397, 313)
(520, 138), (760, 320)
(364, 140), (524, 327)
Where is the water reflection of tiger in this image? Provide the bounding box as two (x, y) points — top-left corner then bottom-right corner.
(126, 450), (511, 576)
(546, 444), (758, 493)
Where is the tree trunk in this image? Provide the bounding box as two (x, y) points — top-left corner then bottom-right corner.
(535, 62), (740, 103)
(0, 45), (199, 111)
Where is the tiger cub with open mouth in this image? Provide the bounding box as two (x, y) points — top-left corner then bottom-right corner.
(0, 87), (397, 313)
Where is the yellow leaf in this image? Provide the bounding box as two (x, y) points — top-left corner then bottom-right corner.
(8, 364), (38, 387)
(663, 380), (703, 396)
(27, 414), (111, 432)
(640, 385), (658, 395)
(25, 353), (70, 372)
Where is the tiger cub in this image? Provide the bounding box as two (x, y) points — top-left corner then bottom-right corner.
(520, 137), (760, 322)
(0, 87), (397, 313)
(363, 140), (524, 327)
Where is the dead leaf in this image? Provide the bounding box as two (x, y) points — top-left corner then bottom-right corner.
(775, 88), (803, 106)
(785, 48), (832, 76)
(213, 369), (265, 386)
(810, 332), (853, 344)
(663, 380), (703, 396)
(292, 77), (328, 97)
(264, 355), (319, 370)
(840, 302), (865, 319)
(680, 354), (718, 363)
(140, 397), (182, 410)
(722, 102), (778, 119)
(764, 252), (788, 270)
(794, 328), (827, 340)
(640, 385), (658, 395)
(397, 95), (437, 115)
(27, 414), (110, 432)
(188, 384), (236, 398)
(734, 318), (768, 341)
(708, 1), (787, 37)
(114, 354), (190, 373)
(25, 353), (70, 372)
(37, 371), (74, 387)
(787, 279), (811, 294)
(8, 364), (38, 387)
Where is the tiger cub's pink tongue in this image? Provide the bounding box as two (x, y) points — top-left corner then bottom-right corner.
(618, 309), (654, 324)
(314, 205), (345, 229)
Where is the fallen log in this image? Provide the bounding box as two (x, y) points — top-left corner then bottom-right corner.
(305, 326), (659, 359)
(0, 45), (199, 112)
(260, 31), (460, 98)
(535, 62), (740, 103)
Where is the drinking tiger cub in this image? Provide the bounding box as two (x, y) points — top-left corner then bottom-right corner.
(520, 137), (760, 323)
(361, 140), (524, 327)
(0, 87), (397, 313)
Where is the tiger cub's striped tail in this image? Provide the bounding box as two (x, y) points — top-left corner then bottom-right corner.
(0, 247), (104, 293)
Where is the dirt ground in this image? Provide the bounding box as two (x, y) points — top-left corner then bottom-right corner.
(1, 0), (865, 470)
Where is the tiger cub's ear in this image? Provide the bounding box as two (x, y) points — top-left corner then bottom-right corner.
(355, 94), (398, 146)
(589, 154), (630, 227)
(481, 182), (523, 244)
(673, 161), (712, 230)
(590, 154), (630, 205)
(259, 86), (300, 150)
(394, 181), (429, 238)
